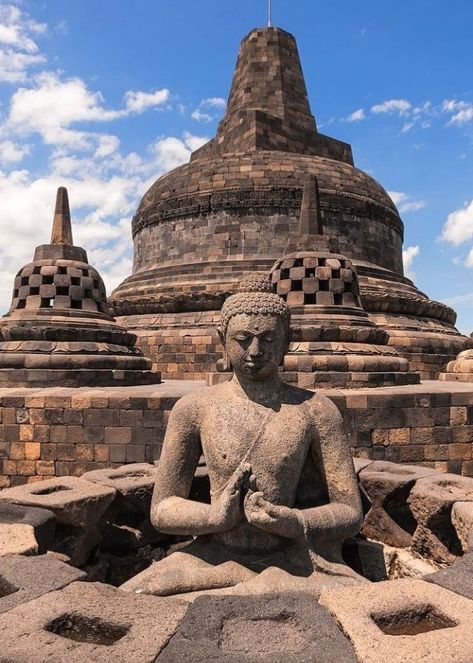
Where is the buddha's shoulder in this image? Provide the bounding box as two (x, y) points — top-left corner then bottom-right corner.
(283, 385), (343, 421)
(170, 382), (229, 413)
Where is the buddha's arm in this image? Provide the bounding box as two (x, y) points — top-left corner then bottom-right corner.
(301, 397), (363, 542)
(151, 396), (246, 536)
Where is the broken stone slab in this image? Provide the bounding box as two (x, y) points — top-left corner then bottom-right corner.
(0, 523), (38, 556)
(82, 464), (157, 514)
(320, 578), (473, 663)
(452, 501), (473, 553)
(0, 477), (116, 566)
(156, 593), (357, 663)
(0, 502), (56, 554)
(359, 461), (437, 548)
(0, 581), (188, 663)
(408, 473), (473, 564)
(352, 457), (373, 475)
(82, 464), (164, 555)
(0, 554), (85, 615)
(424, 553), (473, 600)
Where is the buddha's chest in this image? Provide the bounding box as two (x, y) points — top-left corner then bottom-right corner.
(200, 402), (311, 496)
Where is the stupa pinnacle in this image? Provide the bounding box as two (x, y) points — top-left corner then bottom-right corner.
(111, 26), (470, 381)
(0, 188), (160, 387)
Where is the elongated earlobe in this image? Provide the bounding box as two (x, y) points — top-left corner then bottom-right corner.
(222, 352), (232, 372)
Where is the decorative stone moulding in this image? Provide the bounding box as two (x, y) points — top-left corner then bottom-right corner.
(439, 334), (473, 382)
(110, 26), (469, 379)
(0, 187), (160, 387)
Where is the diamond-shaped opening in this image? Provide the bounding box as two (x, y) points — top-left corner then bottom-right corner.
(319, 280), (329, 291)
(30, 287), (39, 295)
(71, 277), (81, 286)
(58, 266), (68, 274)
(32, 266), (42, 274)
(291, 280), (302, 291)
(16, 299), (26, 309)
(81, 268), (89, 276)
(372, 606), (457, 636)
(32, 484), (72, 495)
(0, 575), (19, 598)
(40, 298), (52, 308)
(43, 275), (54, 284)
(20, 276), (29, 286)
(56, 287), (69, 296)
(71, 299), (83, 309)
(45, 614), (130, 646)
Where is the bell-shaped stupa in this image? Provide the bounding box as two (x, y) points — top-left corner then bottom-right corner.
(0, 188), (160, 387)
(111, 26), (469, 381)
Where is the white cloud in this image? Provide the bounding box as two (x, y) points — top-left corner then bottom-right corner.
(191, 108), (213, 123)
(441, 200), (473, 246)
(150, 131), (208, 171)
(403, 245), (420, 280)
(201, 97), (226, 109)
(371, 99), (412, 116)
(388, 191), (426, 214)
(0, 140), (30, 163)
(345, 108), (366, 122)
(0, 4), (47, 82)
(442, 99), (473, 125)
(124, 88), (170, 113)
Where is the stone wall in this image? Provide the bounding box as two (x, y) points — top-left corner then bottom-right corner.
(0, 382), (201, 488)
(0, 380), (472, 488)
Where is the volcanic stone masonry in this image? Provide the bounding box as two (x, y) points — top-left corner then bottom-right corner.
(111, 26), (471, 380)
(0, 187), (160, 387)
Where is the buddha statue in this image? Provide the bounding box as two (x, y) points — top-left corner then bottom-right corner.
(122, 276), (364, 597)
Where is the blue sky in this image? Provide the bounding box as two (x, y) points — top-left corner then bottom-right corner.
(0, 0), (472, 332)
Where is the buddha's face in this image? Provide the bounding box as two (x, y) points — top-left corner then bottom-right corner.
(223, 313), (287, 382)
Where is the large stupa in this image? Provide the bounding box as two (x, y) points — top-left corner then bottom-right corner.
(111, 27), (470, 380)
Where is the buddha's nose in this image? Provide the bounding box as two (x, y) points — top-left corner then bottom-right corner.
(248, 337), (263, 357)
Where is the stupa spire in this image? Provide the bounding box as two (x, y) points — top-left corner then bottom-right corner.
(50, 186), (73, 245)
(299, 175), (323, 235)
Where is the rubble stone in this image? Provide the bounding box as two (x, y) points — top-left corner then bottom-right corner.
(0, 476), (116, 565)
(408, 473), (473, 564)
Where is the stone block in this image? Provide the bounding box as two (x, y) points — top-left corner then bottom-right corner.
(156, 594), (357, 663)
(320, 578), (473, 663)
(408, 474), (473, 564)
(451, 501), (473, 552)
(82, 463), (157, 515)
(0, 581), (187, 663)
(0, 554), (84, 614)
(0, 476), (116, 565)
(425, 553), (473, 600)
(359, 461), (437, 547)
(0, 502), (55, 554)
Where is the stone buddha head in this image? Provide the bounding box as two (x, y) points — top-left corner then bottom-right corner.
(219, 274), (291, 382)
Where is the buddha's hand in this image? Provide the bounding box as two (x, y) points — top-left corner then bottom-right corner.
(208, 463), (251, 532)
(244, 491), (304, 539)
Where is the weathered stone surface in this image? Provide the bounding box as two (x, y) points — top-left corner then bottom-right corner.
(127, 281), (363, 597)
(359, 461), (437, 547)
(0, 523), (38, 556)
(0, 476), (116, 565)
(0, 502), (55, 554)
(452, 501), (473, 553)
(408, 474), (473, 564)
(82, 464), (157, 513)
(425, 553), (473, 600)
(156, 594), (357, 662)
(320, 578), (473, 663)
(0, 554), (84, 614)
(0, 581), (188, 663)
(110, 26), (468, 380)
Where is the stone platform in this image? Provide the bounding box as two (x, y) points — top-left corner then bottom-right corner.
(0, 380), (472, 487)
